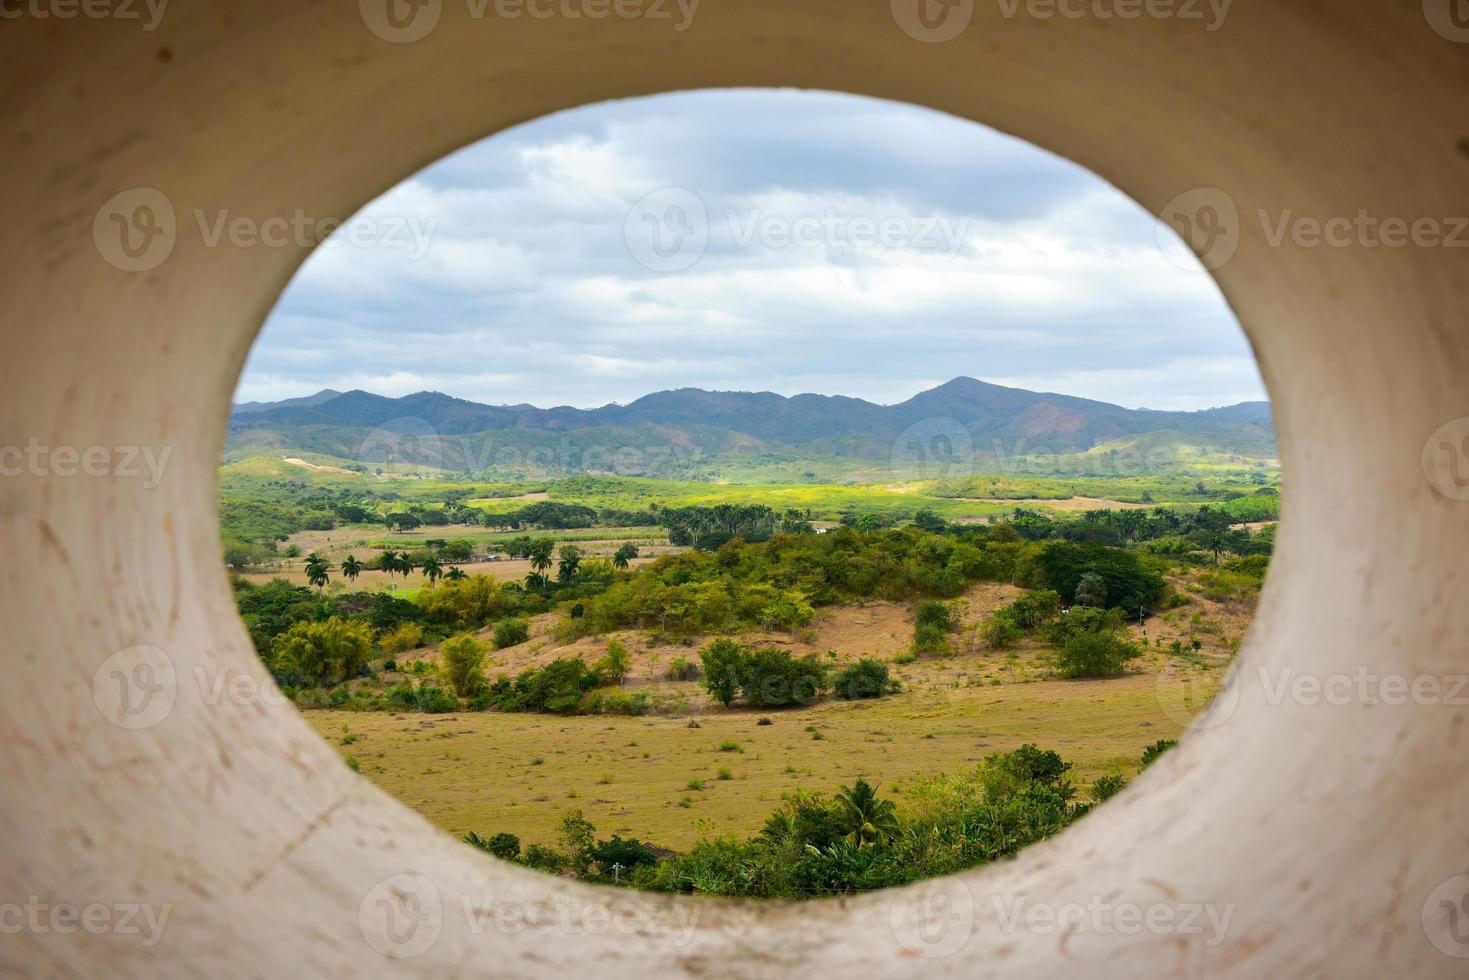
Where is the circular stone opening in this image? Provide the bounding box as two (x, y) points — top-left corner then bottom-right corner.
(7, 4), (1469, 977)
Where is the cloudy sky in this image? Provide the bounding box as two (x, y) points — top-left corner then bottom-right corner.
(237, 89), (1265, 412)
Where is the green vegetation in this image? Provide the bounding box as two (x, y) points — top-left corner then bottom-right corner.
(462, 744), (1144, 898)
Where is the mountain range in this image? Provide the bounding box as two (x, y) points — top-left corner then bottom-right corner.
(228, 378), (1274, 477)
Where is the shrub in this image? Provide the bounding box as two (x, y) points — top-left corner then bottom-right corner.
(379, 622), (425, 655)
(464, 831), (521, 860)
(594, 638), (631, 685)
(1055, 630), (1141, 679)
(488, 657), (601, 714)
(1141, 739), (1178, 768)
(718, 740), (742, 753)
(1089, 773), (1128, 803)
(419, 574), (506, 630)
(416, 684), (460, 713)
(832, 659), (895, 700)
(913, 600), (954, 654)
(493, 618), (530, 649)
(271, 616), (374, 687)
(667, 656), (699, 681)
(742, 649), (828, 708)
(981, 613), (1022, 650)
(440, 633), (489, 697)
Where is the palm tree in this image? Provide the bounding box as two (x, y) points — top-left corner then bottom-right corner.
(528, 538), (555, 578)
(340, 555), (363, 584)
(557, 544), (582, 584)
(420, 555), (442, 585)
(612, 542), (638, 571)
(833, 778), (899, 848)
(395, 552), (415, 578)
(377, 550), (400, 577)
(444, 566), (467, 582)
(304, 552), (330, 593)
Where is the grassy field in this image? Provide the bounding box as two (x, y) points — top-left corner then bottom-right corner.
(305, 574), (1243, 850)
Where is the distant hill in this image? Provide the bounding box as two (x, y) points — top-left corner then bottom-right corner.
(232, 389), (344, 415)
(227, 378), (1274, 477)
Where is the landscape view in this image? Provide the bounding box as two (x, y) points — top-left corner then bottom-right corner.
(222, 90), (1277, 899)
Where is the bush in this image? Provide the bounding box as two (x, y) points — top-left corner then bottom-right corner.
(1090, 773), (1128, 803)
(980, 613), (1022, 650)
(379, 622), (425, 655)
(493, 618), (530, 649)
(440, 633), (489, 697)
(832, 659), (896, 700)
(464, 831), (521, 861)
(912, 600), (954, 654)
(271, 617), (374, 688)
(594, 638), (631, 685)
(416, 684), (460, 713)
(667, 656), (699, 681)
(487, 657), (601, 714)
(1141, 739), (1177, 768)
(1055, 630), (1141, 678)
(419, 574), (507, 630)
(741, 649), (828, 708)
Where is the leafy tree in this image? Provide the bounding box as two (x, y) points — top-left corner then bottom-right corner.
(1073, 571), (1107, 608)
(420, 575), (506, 630)
(440, 633), (489, 697)
(913, 600), (954, 654)
(741, 649), (828, 708)
(559, 810), (597, 871)
(271, 616), (373, 687)
(699, 638), (748, 707)
(464, 831), (521, 861)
